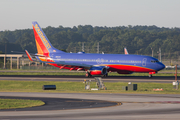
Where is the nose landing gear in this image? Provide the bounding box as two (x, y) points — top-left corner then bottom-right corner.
(149, 74), (152, 78)
(149, 72), (157, 78)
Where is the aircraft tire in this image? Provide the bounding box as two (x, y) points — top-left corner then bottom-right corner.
(149, 74), (152, 78)
(85, 73), (92, 77)
(102, 73), (108, 77)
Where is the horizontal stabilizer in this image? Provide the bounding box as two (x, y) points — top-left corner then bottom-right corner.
(25, 50), (35, 61)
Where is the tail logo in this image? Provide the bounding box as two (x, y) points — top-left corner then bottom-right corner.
(34, 24), (51, 49)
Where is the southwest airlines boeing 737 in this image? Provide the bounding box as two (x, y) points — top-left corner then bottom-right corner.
(25, 22), (165, 77)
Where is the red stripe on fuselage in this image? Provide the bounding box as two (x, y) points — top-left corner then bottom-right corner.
(48, 63), (155, 73)
(106, 64), (156, 72)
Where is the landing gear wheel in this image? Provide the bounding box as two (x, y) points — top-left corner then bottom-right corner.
(102, 73), (108, 77)
(149, 74), (152, 78)
(85, 73), (92, 77)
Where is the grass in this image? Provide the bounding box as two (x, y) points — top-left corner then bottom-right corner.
(0, 98), (45, 109)
(0, 70), (179, 76)
(0, 80), (179, 109)
(0, 80), (179, 94)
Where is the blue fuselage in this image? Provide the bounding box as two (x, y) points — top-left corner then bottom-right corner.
(38, 52), (165, 73)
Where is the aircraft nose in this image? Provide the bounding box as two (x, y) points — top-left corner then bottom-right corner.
(158, 62), (165, 71)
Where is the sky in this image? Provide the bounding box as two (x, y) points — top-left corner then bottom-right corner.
(0, 0), (180, 31)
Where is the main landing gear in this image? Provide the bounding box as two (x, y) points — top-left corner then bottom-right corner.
(102, 73), (108, 77)
(85, 72), (108, 77)
(149, 74), (152, 78)
(85, 72), (92, 77)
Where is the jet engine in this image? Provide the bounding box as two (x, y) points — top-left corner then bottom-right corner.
(89, 66), (107, 75)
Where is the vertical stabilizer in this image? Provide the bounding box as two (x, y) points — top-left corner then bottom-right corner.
(32, 21), (64, 56)
(124, 47), (129, 55)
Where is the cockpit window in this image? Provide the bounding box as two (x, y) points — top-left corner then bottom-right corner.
(151, 60), (159, 63)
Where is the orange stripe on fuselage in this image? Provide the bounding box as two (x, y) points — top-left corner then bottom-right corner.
(38, 57), (47, 62)
(33, 26), (49, 57)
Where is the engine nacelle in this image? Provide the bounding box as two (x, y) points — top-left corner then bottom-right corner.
(89, 66), (107, 75)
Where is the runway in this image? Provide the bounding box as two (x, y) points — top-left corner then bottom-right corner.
(0, 92), (180, 120)
(0, 75), (177, 83)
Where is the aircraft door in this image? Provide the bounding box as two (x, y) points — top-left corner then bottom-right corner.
(142, 58), (147, 66)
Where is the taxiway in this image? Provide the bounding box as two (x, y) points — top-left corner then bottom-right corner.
(0, 75), (176, 83)
(0, 92), (180, 120)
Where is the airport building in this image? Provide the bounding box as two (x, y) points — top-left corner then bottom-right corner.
(0, 54), (57, 70)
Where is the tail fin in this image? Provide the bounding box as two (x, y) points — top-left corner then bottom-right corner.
(124, 47), (129, 55)
(32, 21), (64, 56)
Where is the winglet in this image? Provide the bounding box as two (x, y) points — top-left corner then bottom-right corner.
(124, 47), (129, 55)
(25, 50), (35, 61)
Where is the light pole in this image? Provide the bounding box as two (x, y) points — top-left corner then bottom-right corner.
(97, 42), (99, 53)
(151, 48), (153, 57)
(82, 42), (84, 52)
(175, 64), (179, 90)
(3, 41), (7, 69)
(159, 48), (161, 62)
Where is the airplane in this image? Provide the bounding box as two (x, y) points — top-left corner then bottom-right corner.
(25, 21), (165, 78)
